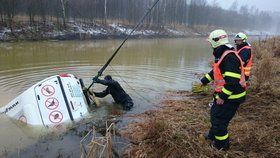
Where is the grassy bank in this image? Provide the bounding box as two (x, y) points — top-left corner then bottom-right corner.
(120, 37), (280, 157)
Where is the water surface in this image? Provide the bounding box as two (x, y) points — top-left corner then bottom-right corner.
(0, 38), (212, 157)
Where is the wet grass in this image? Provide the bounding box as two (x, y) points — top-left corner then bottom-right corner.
(120, 37), (280, 158)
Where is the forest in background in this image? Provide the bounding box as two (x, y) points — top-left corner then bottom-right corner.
(0, 0), (279, 32)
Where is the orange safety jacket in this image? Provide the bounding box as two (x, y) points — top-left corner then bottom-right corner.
(237, 46), (253, 77)
(213, 50), (246, 93)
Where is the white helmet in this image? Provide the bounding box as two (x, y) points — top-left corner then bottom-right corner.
(234, 32), (248, 43)
(207, 29), (229, 48)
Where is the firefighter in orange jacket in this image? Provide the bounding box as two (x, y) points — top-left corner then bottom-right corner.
(200, 30), (246, 150)
(234, 32), (253, 81)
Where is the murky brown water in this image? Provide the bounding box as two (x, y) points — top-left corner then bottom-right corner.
(0, 38), (212, 157)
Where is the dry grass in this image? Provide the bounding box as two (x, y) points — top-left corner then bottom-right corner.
(120, 37), (280, 158)
(80, 123), (115, 158)
(251, 37), (280, 97)
(120, 93), (217, 158)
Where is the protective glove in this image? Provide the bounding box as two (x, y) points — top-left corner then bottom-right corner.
(96, 78), (102, 83)
(192, 82), (211, 94)
(92, 76), (100, 83)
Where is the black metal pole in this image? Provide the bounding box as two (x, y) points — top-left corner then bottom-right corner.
(87, 0), (161, 90)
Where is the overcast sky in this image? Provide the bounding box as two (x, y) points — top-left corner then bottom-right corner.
(210, 0), (280, 12)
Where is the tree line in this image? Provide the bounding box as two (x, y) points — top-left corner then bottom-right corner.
(0, 0), (277, 31)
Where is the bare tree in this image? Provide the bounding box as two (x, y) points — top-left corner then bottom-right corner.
(0, 0), (277, 32)
(104, 0), (107, 25)
(27, 0), (37, 25)
(0, 0), (4, 23)
(2, 0), (18, 32)
(229, 0), (238, 11)
(60, 0), (69, 28)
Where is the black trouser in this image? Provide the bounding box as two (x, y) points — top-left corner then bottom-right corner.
(208, 101), (240, 150)
(122, 99), (134, 111)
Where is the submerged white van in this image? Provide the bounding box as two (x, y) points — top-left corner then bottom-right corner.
(0, 73), (94, 127)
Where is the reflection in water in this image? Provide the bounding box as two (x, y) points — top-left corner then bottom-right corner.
(0, 38), (211, 156)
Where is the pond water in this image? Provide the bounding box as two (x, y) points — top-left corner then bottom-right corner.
(0, 38), (212, 157)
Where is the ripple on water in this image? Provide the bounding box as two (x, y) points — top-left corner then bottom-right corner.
(0, 39), (211, 157)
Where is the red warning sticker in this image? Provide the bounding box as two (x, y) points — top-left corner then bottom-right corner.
(41, 85), (55, 96)
(45, 97), (59, 110)
(49, 111), (63, 124)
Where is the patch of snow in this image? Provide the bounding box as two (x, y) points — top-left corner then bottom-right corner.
(52, 31), (65, 37)
(14, 29), (22, 33)
(143, 30), (156, 35)
(125, 28), (143, 35)
(0, 33), (4, 40)
(110, 23), (155, 35)
(26, 26), (33, 30)
(99, 28), (108, 34)
(167, 29), (184, 35)
(73, 26), (86, 33)
(68, 23), (109, 35)
(0, 28), (11, 40)
(87, 29), (102, 35)
(110, 23), (127, 33)
(0, 27), (11, 33)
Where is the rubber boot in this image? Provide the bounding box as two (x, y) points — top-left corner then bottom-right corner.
(204, 131), (214, 141)
(213, 138), (230, 150)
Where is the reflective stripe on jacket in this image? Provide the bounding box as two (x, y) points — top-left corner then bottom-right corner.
(213, 50), (246, 93)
